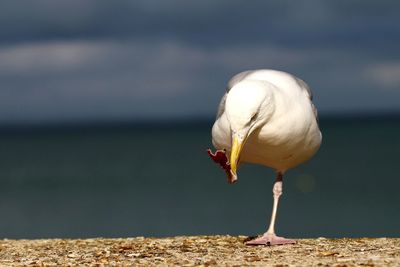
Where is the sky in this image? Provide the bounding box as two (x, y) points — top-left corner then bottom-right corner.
(0, 0), (399, 124)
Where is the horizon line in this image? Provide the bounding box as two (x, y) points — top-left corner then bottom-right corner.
(0, 111), (399, 133)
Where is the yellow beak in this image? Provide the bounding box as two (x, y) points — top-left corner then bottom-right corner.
(230, 135), (244, 177)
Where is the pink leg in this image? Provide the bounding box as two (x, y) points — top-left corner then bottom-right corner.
(246, 172), (296, 246)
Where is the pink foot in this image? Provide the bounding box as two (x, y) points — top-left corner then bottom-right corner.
(245, 233), (296, 246)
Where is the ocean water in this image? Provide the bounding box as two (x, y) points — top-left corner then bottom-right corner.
(0, 116), (399, 239)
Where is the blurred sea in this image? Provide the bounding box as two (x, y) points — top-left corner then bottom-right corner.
(0, 115), (399, 239)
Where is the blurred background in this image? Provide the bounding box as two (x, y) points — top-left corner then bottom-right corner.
(0, 0), (399, 239)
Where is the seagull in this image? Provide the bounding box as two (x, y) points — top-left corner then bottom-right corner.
(208, 69), (322, 245)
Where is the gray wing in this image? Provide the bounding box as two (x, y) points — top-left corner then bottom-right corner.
(215, 93), (227, 119)
(295, 77), (319, 122)
(295, 77), (313, 100)
(226, 70), (254, 92)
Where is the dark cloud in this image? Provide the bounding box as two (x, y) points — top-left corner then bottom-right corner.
(1, 0), (399, 47)
(0, 1), (399, 123)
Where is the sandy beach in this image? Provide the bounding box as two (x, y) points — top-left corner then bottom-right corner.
(0, 235), (399, 266)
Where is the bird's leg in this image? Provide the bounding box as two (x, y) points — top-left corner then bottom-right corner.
(266, 172), (283, 235)
(246, 172), (296, 246)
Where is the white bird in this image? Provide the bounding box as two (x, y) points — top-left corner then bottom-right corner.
(208, 69), (322, 245)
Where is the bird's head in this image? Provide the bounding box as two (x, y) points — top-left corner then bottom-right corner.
(225, 80), (274, 180)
